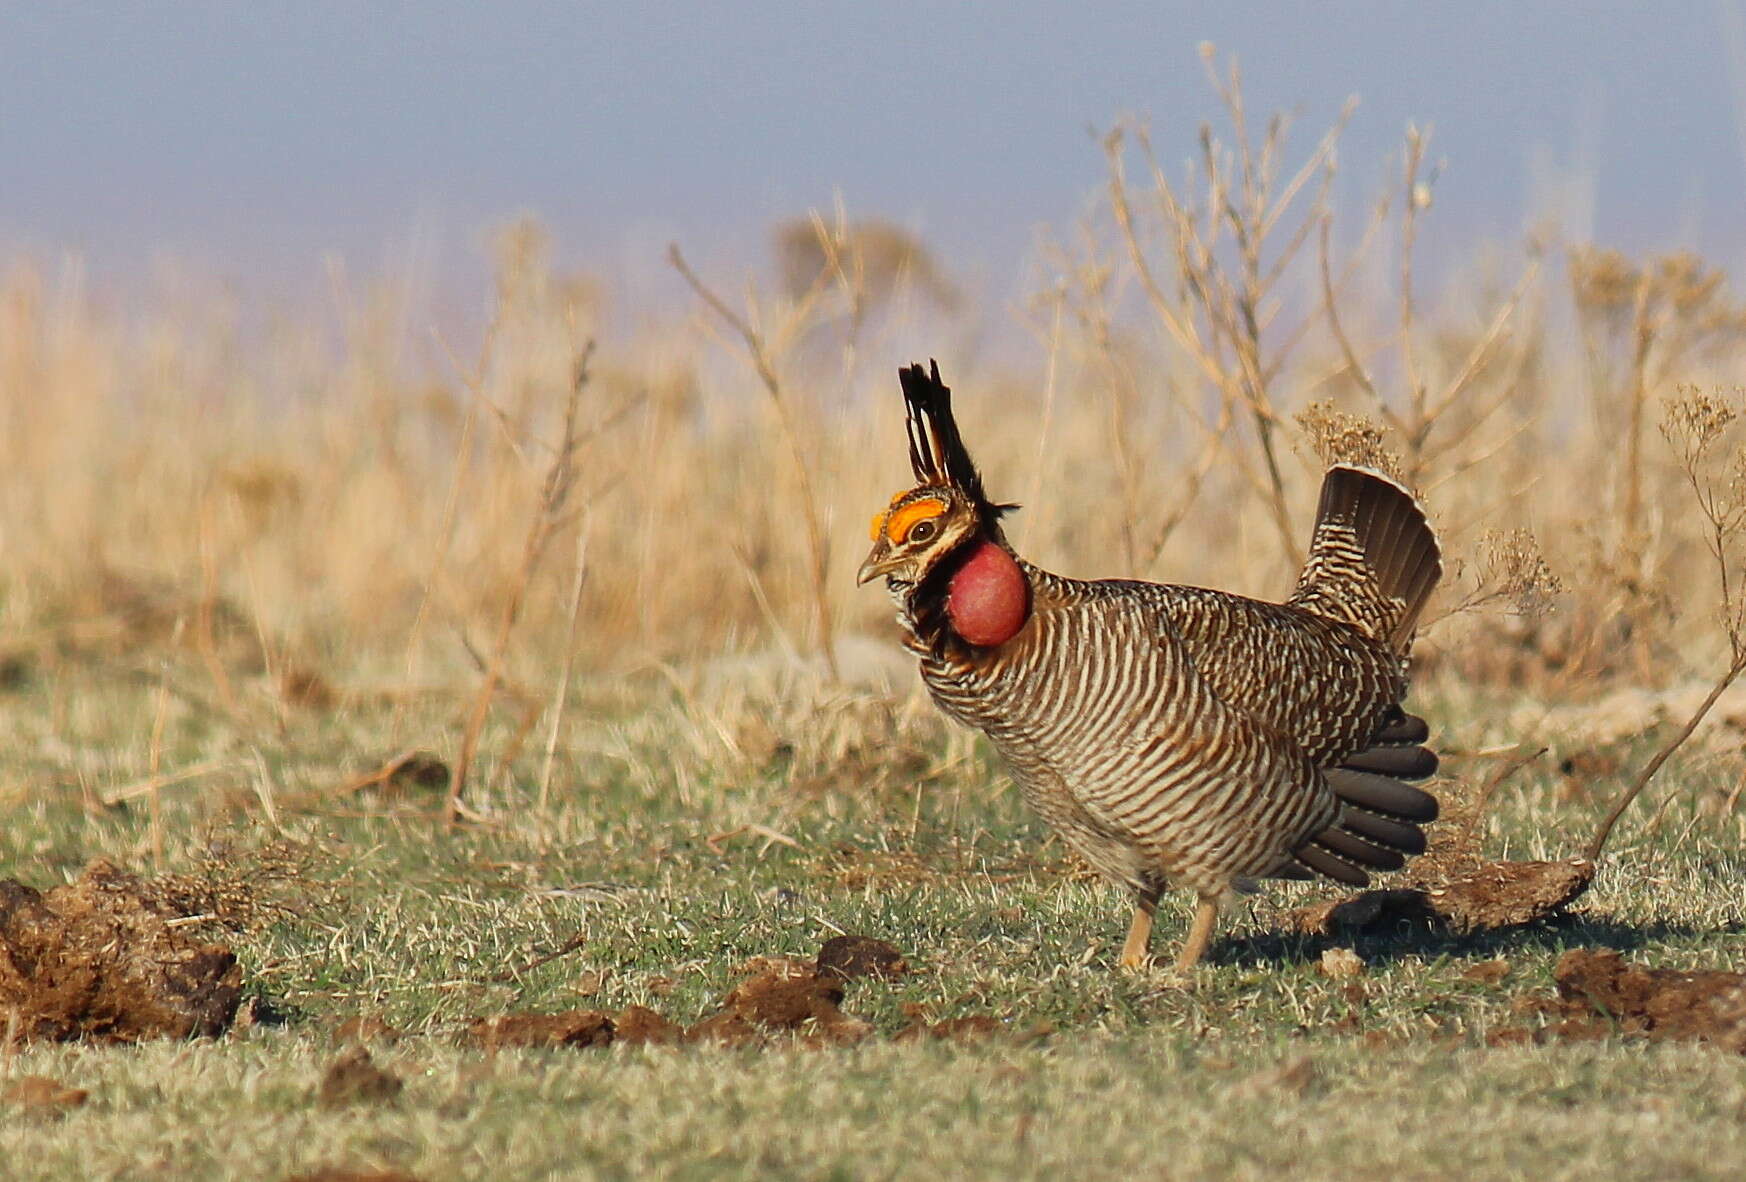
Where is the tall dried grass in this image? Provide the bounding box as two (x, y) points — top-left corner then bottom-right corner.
(2, 61), (1744, 718)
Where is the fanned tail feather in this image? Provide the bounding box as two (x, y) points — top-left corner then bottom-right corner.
(1292, 465), (1441, 653)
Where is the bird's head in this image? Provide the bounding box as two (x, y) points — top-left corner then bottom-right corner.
(858, 484), (984, 589)
(858, 361), (1030, 648)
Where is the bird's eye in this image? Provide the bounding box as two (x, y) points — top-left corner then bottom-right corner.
(908, 519), (938, 544)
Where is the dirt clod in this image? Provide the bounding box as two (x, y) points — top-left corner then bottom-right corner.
(2, 1075), (89, 1114)
(685, 1008), (764, 1047)
(331, 1016), (402, 1046)
(467, 1009), (615, 1050)
(1532, 948), (1746, 1050)
(1461, 958), (1512, 986)
(1287, 859), (1594, 937)
(1425, 859), (1595, 931)
(0, 859), (243, 1043)
(1317, 947), (1365, 979)
(318, 1047), (404, 1107)
(898, 1014), (1005, 1043)
(279, 665), (337, 710)
(690, 960), (872, 1046)
(816, 935), (908, 981)
(612, 1004), (684, 1046)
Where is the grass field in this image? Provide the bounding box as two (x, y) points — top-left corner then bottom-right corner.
(4, 657), (1746, 1180)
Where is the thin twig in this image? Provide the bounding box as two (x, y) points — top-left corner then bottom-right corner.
(669, 244), (840, 680)
(486, 931), (588, 983)
(446, 343), (595, 826)
(1584, 648), (1746, 863)
(395, 322), (491, 743)
(538, 518), (590, 817)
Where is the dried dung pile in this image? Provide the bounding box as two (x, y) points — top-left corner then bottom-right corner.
(464, 935), (929, 1051)
(1289, 858), (1595, 937)
(1494, 948), (1746, 1051)
(0, 859), (242, 1043)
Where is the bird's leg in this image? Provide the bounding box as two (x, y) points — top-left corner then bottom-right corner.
(1119, 890), (1160, 970)
(1172, 895), (1221, 972)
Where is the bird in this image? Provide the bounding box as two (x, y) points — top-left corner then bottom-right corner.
(858, 361), (1442, 972)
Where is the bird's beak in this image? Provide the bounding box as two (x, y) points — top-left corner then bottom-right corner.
(857, 542), (900, 586)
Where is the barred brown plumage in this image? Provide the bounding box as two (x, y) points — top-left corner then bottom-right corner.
(858, 361), (1444, 972)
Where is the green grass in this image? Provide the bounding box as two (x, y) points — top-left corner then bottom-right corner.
(3, 659), (1746, 1180)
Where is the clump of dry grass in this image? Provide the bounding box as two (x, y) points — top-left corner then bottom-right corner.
(1, 50), (1744, 738)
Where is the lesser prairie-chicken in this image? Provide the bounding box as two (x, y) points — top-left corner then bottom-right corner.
(858, 362), (1441, 971)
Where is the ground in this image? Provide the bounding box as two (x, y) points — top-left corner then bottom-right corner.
(3, 660), (1745, 1180)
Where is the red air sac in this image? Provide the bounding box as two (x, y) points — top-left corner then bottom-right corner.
(947, 543), (1031, 646)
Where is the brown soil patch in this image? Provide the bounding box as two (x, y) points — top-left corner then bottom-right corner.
(2, 1075), (89, 1115)
(283, 1170), (425, 1182)
(689, 958), (872, 1046)
(1424, 859), (1596, 930)
(331, 1015), (402, 1046)
(318, 1047), (404, 1107)
(461, 936), (911, 1051)
(1288, 858), (1594, 937)
(898, 1014), (1005, 1043)
(1461, 958), (1512, 986)
(816, 935), (908, 981)
(612, 1004), (684, 1046)
(467, 1009), (615, 1050)
(1498, 947), (1746, 1051)
(0, 859), (243, 1043)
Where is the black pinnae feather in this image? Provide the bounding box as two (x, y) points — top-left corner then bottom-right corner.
(899, 362), (944, 483)
(899, 365), (938, 481)
(898, 360), (1010, 519)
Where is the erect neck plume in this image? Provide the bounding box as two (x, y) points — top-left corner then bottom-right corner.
(945, 542), (1031, 647)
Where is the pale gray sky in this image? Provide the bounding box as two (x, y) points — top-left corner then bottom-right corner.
(3, 2), (1742, 305)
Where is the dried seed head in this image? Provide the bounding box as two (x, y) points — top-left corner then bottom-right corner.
(1661, 386), (1740, 461)
(1295, 400), (1402, 481)
(1478, 528), (1565, 618)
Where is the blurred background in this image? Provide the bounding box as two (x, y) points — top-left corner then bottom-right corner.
(5, 3), (1743, 309)
(3, 2), (1746, 706)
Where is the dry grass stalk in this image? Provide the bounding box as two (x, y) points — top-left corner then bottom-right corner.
(147, 658), (173, 870)
(1, 1007), (17, 1082)
(537, 519), (590, 816)
(669, 243), (840, 679)
(100, 759), (231, 807)
(1572, 249), (1746, 555)
(390, 320), (492, 744)
(1584, 389), (1746, 861)
(5, 67), (1746, 735)
(445, 344), (595, 826)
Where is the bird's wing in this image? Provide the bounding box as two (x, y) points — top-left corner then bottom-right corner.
(1130, 588), (1438, 885)
(1143, 584), (1407, 767)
